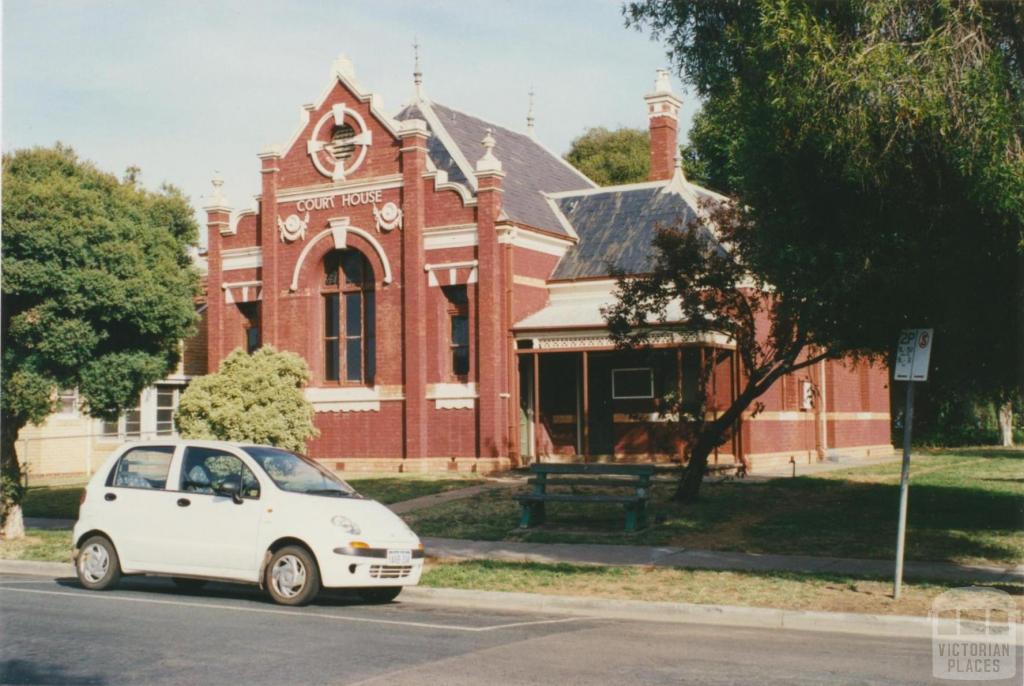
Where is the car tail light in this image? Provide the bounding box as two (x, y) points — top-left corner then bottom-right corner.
(79, 488), (87, 505)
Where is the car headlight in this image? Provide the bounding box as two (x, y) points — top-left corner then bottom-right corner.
(331, 515), (361, 534)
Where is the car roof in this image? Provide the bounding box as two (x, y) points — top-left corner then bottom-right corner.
(116, 439), (282, 451)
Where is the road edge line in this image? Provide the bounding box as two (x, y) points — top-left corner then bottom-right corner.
(4, 559), (1020, 642)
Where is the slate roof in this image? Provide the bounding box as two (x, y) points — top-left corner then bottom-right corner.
(395, 100), (594, 237)
(550, 184), (711, 280)
(394, 103), (469, 188)
(393, 98), (727, 282)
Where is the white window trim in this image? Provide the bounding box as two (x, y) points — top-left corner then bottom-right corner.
(611, 368), (655, 400)
(99, 384), (186, 440)
(56, 388), (80, 417)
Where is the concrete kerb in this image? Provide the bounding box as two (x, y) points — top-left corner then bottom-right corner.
(401, 586), (965, 639)
(3, 558), (1020, 642)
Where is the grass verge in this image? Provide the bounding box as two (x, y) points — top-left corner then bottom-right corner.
(405, 448), (1024, 567)
(0, 529), (72, 563)
(421, 558), (1023, 618)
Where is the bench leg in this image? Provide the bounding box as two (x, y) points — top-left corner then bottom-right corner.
(624, 506), (637, 533)
(624, 502), (648, 532)
(518, 502), (546, 528)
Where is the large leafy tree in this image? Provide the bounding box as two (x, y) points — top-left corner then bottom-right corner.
(564, 127), (652, 186)
(1, 145), (200, 537)
(623, 0), (1023, 447)
(175, 346), (319, 453)
(607, 202), (843, 502)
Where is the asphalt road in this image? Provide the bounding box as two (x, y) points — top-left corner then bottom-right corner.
(0, 574), (1019, 685)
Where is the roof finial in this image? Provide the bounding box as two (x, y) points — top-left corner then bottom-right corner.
(413, 36), (423, 99)
(211, 171), (226, 205)
(526, 86), (535, 135)
(204, 170), (231, 210)
(476, 128), (503, 173)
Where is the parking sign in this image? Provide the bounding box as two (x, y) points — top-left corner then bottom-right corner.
(894, 329), (933, 381)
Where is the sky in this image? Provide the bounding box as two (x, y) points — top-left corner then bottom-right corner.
(3, 0), (698, 245)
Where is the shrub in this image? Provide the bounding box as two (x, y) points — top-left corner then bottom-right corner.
(176, 346), (318, 452)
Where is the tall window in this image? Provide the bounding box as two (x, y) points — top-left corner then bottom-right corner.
(124, 399), (142, 439)
(57, 388), (78, 416)
(156, 386), (179, 435)
(101, 385), (183, 439)
(238, 302), (261, 354)
(323, 250), (375, 383)
(442, 285), (469, 377)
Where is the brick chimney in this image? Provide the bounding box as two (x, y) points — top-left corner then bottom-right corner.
(644, 69), (682, 182)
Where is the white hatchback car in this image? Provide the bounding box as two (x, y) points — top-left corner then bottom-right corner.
(72, 440), (424, 605)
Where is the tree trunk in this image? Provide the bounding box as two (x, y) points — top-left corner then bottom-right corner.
(998, 401), (1015, 447)
(1, 412), (26, 540)
(673, 431), (719, 504)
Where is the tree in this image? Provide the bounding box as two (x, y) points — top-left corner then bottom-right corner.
(2, 145), (200, 537)
(175, 346), (319, 453)
(624, 0), (1023, 444)
(565, 127), (651, 186)
(606, 201), (845, 502)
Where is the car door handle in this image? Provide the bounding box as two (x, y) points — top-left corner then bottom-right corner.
(177, 498), (191, 507)
(104, 493), (116, 502)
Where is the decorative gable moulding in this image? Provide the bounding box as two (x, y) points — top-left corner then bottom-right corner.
(307, 104), (373, 181)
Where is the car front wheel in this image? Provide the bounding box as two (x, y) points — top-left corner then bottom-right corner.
(76, 535), (122, 591)
(265, 546), (320, 606)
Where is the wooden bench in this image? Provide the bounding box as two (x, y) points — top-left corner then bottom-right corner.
(514, 463), (656, 532)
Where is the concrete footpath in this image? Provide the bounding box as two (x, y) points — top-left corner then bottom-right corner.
(423, 537), (1024, 584)
(388, 478), (522, 515)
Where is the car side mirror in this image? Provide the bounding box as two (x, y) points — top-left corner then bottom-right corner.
(215, 478), (243, 505)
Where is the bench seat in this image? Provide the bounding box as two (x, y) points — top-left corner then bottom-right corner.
(526, 477), (647, 488)
(514, 493), (645, 505)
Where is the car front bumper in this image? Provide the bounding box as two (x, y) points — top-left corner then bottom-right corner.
(319, 544), (425, 588)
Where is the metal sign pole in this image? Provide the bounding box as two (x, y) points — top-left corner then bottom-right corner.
(893, 379), (915, 599)
(892, 328), (931, 600)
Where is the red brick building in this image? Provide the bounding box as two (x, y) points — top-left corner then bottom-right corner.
(204, 56), (892, 473)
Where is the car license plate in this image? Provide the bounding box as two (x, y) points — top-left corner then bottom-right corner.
(387, 549), (411, 565)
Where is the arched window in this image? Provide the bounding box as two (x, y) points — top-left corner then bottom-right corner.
(323, 249), (375, 383)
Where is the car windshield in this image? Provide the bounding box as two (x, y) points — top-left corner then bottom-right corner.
(244, 447), (358, 497)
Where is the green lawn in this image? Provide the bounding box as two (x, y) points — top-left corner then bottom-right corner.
(405, 448), (1024, 567)
(422, 559), (1023, 617)
(20, 473), (486, 520)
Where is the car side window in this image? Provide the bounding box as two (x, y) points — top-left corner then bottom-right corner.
(180, 447), (260, 499)
(109, 447), (175, 490)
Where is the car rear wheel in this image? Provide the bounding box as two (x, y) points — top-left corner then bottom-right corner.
(265, 546), (320, 606)
(358, 587), (402, 604)
(76, 535), (121, 591)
